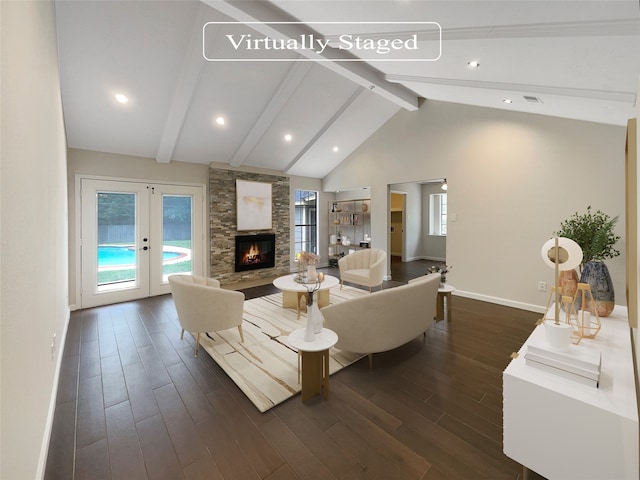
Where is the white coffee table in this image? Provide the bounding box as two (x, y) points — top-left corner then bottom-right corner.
(288, 328), (338, 402)
(273, 273), (339, 319)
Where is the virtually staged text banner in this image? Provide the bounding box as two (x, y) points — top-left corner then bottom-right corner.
(202, 22), (441, 62)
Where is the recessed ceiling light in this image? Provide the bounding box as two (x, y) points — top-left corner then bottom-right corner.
(284, 133), (293, 142)
(503, 99), (513, 104)
(332, 146), (339, 152)
(467, 60), (480, 68)
(215, 116), (225, 126)
(114, 93), (128, 104)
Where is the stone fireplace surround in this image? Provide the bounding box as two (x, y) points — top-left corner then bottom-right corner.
(209, 167), (290, 285)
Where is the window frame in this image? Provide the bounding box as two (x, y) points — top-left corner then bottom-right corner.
(429, 193), (447, 236)
(294, 189), (318, 256)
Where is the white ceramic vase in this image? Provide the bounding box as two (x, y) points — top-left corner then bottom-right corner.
(304, 300), (316, 342)
(311, 302), (323, 334)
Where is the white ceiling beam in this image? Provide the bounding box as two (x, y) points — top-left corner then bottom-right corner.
(200, 0), (419, 111)
(384, 74), (637, 103)
(229, 61), (312, 167)
(155, 5), (222, 163)
(283, 86), (365, 174)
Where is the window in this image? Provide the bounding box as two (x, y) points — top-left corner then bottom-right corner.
(294, 190), (317, 256)
(429, 193), (447, 235)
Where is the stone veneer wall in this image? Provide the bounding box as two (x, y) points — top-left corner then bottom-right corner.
(209, 167), (290, 285)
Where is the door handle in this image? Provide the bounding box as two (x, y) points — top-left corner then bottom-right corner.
(139, 246), (148, 251)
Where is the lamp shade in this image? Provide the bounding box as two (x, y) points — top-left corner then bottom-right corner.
(541, 237), (583, 271)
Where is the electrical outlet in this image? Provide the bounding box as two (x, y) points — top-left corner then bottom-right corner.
(538, 281), (547, 292)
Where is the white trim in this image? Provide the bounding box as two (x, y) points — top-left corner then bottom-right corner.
(36, 307), (71, 479)
(454, 289), (546, 314)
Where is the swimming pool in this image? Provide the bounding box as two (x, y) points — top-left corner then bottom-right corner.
(98, 246), (182, 267)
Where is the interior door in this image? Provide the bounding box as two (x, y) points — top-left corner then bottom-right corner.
(80, 178), (204, 308)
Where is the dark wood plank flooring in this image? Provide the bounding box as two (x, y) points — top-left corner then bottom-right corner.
(45, 260), (544, 479)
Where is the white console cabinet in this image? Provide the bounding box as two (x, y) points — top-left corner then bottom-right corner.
(503, 305), (638, 479)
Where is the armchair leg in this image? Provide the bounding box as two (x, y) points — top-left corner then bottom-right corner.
(368, 353), (373, 370)
(194, 332), (200, 358)
(180, 328), (185, 339)
(238, 324), (244, 343)
(340, 279), (343, 290)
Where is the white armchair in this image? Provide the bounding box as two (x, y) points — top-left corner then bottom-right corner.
(338, 248), (386, 292)
(168, 274), (245, 357)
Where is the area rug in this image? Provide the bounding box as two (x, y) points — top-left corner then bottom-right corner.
(198, 285), (368, 412)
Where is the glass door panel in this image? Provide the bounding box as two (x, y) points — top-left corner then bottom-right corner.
(149, 184), (203, 297)
(162, 194), (193, 279)
(97, 192), (137, 290)
(81, 179), (150, 308)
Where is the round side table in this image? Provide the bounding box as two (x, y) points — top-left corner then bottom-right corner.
(288, 328), (338, 402)
(437, 284), (455, 322)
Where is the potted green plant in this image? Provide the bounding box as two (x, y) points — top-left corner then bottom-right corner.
(554, 206), (620, 317)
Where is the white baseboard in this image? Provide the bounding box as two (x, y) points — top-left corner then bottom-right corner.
(37, 307), (71, 479)
(69, 303), (78, 311)
(454, 289), (546, 314)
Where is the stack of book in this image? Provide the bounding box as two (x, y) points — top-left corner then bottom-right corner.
(525, 342), (602, 388)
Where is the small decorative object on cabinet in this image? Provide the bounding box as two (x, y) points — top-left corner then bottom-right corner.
(555, 206), (621, 317)
(328, 199), (370, 267)
(540, 237), (583, 350)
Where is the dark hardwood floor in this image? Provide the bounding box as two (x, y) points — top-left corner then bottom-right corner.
(45, 260), (544, 479)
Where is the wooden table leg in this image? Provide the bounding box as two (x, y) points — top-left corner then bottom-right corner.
(436, 292), (453, 322)
(323, 349), (330, 400)
(300, 349), (331, 402)
(436, 292), (445, 320)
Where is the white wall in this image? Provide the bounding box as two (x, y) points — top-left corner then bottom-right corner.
(324, 100), (627, 312)
(1, 1), (69, 478)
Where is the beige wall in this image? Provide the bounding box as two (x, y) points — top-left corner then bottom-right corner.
(1, 1), (70, 477)
(324, 100), (627, 312)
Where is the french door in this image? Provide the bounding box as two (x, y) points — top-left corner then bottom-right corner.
(80, 178), (205, 308)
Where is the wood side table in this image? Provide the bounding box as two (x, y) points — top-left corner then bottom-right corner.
(436, 284), (455, 322)
(288, 328), (338, 402)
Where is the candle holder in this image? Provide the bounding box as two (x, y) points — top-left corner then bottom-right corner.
(569, 283), (601, 344)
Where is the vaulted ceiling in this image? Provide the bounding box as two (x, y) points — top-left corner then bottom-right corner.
(55, 1), (640, 178)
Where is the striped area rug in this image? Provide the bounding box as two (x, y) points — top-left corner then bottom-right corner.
(198, 285), (368, 412)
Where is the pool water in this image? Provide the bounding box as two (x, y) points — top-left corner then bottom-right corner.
(98, 246), (181, 267)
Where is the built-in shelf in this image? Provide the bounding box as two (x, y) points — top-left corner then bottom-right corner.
(328, 199), (370, 267)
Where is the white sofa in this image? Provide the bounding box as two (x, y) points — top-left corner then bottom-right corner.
(320, 273), (440, 368)
(338, 248), (386, 292)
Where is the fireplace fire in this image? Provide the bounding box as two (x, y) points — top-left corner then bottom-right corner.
(235, 234), (276, 272)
